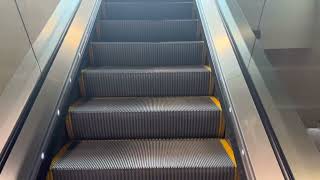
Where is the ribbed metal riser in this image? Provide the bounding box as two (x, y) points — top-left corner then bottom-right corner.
(96, 20), (199, 42)
(101, 2), (194, 20)
(89, 42), (205, 66)
(52, 169), (235, 180)
(69, 111), (221, 139)
(67, 97), (223, 139)
(80, 66), (212, 97)
(50, 139), (236, 180)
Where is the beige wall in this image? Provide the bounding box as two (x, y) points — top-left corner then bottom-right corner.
(0, 0), (61, 93)
(16, 0), (61, 43)
(0, 0), (37, 93)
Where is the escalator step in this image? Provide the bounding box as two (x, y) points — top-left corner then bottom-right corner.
(95, 20), (199, 42)
(66, 96), (224, 139)
(48, 139), (237, 180)
(101, 2), (194, 20)
(89, 41), (206, 66)
(80, 65), (213, 97)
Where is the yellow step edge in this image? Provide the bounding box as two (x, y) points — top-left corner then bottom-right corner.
(46, 143), (71, 180)
(220, 139), (237, 167)
(204, 65), (213, 95)
(210, 97), (224, 136)
(220, 139), (238, 180)
(204, 65), (212, 72)
(210, 97), (222, 110)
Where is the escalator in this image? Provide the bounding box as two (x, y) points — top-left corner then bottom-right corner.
(46, 0), (238, 179)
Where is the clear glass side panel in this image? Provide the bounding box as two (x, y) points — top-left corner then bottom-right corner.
(16, 0), (80, 70)
(218, 0), (320, 178)
(250, 0), (320, 177)
(259, 0), (320, 129)
(222, 0), (266, 67)
(0, 0), (40, 155)
(235, 0), (266, 31)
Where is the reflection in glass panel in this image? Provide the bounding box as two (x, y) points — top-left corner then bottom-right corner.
(15, 0), (61, 44)
(260, 0), (320, 129)
(236, 0), (266, 31)
(224, 0), (266, 67)
(16, 0), (80, 70)
(0, 0), (40, 154)
(218, 0), (320, 177)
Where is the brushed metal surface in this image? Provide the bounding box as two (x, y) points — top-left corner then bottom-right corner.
(0, 0), (101, 179)
(196, 0), (284, 179)
(0, 50), (40, 155)
(217, 0), (320, 179)
(0, 0), (40, 162)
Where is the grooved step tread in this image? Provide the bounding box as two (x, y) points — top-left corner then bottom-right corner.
(89, 41), (206, 66)
(95, 20), (199, 42)
(101, 2), (194, 20)
(80, 65), (213, 97)
(49, 139), (236, 180)
(66, 96), (224, 139)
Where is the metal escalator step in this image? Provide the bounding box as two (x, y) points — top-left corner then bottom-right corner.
(96, 20), (199, 42)
(49, 139), (237, 180)
(80, 65), (213, 97)
(101, 2), (194, 20)
(89, 41), (206, 66)
(66, 96), (224, 139)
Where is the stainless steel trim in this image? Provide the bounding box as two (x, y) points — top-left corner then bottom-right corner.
(0, 49), (40, 154)
(0, 0), (101, 179)
(196, 0), (284, 179)
(217, 0), (320, 179)
(0, 0), (79, 169)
